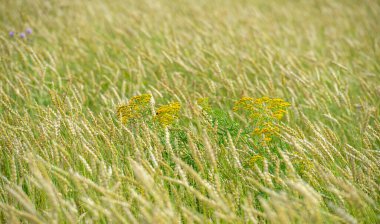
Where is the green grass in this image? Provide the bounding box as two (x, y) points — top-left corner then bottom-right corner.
(1, 0), (379, 223)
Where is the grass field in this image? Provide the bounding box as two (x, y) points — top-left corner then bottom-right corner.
(1, 0), (380, 223)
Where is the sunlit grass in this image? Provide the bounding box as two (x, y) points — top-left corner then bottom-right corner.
(1, 0), (379, 223)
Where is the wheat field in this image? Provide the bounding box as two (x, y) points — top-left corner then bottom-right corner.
(1, 0), (379, 223)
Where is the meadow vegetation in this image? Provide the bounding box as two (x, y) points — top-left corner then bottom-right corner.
(1, 0), (379, 223)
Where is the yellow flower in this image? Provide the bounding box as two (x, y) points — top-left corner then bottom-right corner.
(261, 96), (270, 102)
(154, 102), (181, 126)
(233, 97), (254, 111)
(234, 96), (290, 144)
(116, 105), (130, 124)
(253, 128), (261, 135)
(130, 94), (151, 103)
(272, 112), (284, 120)
(263, 137), (272, 142)
(250, 112), (261, 119)
(116, 94), (152, 124)
(280, 102), (291, 107)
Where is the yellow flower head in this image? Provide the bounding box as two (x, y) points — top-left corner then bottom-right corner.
(263, 137), (272, 142)
(233, 97), (255, 112)
(234, 96), (290, 144)
(116, 94), (152, 124)
(272, 112), (284, 120)
(154, 102), (181, 126)
(129, 94), (152, 105)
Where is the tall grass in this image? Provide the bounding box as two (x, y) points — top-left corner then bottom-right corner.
(1, 0), (379, 223)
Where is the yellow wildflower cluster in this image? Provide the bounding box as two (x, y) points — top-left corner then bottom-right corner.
(116, 94), (152, 124)
(154, 102), (181, 127)
(233, 97), (290, 119)
(253, 122), (280, 143)
(196, 97), (211, 113)
(233, 96), (290, 144)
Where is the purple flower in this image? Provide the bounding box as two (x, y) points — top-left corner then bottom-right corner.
(26, 28), (32, 35)
(19, 32), (26, 39)
(9, 31), (15, 37)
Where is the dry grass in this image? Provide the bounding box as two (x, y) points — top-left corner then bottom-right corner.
(1, 0), (379, 223)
